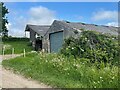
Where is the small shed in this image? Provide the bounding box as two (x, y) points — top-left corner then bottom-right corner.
(25, 24), (50, 51)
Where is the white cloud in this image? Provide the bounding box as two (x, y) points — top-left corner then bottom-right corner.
(27, 6), (56, 25)
(106, 22), (118, 27)
(8, 6), (56, 37)
(92, 10), (118, 21)
(7, 15), (28, 37)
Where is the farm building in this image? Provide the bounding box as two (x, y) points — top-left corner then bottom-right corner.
(25, 25), (50, 51)
(25, 20), (118, 53)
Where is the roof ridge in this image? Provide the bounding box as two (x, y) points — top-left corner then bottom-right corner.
(27, 24), (50, 27)
(55, 20), (118, 28)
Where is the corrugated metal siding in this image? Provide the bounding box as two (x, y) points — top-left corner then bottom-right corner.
(50, 31), (63, 53)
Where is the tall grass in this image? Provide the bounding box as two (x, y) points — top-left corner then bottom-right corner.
(2, 52), (118, 88)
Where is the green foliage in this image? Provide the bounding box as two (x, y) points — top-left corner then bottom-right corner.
(2, 53), (118, 88)
(60, 31), (118, 64)
(0, 2), (9, 37)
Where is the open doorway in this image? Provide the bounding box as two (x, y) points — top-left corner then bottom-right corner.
(35, 36), (42, 51)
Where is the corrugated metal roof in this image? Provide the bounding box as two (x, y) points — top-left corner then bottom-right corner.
(60, 20), (118, 36)
(25, 24), (50, 36)
(25, 20), (118, 36)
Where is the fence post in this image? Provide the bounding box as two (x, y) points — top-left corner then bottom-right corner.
(12, 48), (14, 57)
(3, 46), (5, 56)
(23, 49), (25, 57)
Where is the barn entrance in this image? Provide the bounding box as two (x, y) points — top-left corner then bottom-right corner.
(35, 37), (42, 51)
(50, 31), (63, 53)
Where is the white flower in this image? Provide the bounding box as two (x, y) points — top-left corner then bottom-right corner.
(81, 48), (84, 52)
(85, 38), (87, 40)
(76, 64), (80, 68)
(72, 47), (74, 50)
(100, 77), (102, 79)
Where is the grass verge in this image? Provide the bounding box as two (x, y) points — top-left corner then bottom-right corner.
(2, 52), (118, 88)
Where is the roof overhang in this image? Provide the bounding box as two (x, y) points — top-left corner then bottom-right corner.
(25, 24), (50, 36)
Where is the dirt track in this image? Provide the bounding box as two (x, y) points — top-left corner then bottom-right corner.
(0, 54), (51, 88)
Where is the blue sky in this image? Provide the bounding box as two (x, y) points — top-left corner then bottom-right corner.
(4, 2), (118, 37)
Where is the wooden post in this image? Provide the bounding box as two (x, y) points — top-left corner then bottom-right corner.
(23, 49), (25, 57)
(3, 46), (5, 56)
(12, 48), (14, 57)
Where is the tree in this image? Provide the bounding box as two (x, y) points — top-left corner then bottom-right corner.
(0, 2), (9, 37)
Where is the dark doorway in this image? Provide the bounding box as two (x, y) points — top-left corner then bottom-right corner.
(35, 38), (42, 51)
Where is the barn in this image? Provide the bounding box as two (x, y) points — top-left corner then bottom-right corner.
(25, 20), (118, 53)
(25, 25), (50, 51)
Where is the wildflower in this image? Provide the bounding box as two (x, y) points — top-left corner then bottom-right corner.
(81, 48), (84, 52)
(76, 64), (80, 68)
(72, 47), (74, 50)
(100, 77), (102, 79)
(66, 48), (69, 50)
(93, 81), (96, 84)
(97, 81), (100, 83)
(85, 37), (87, 40)
(64, 68), (68, 71)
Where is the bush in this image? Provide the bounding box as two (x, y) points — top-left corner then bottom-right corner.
(60, 31), (119, 64)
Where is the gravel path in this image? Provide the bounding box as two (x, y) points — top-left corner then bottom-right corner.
(0, 54), (51, 88)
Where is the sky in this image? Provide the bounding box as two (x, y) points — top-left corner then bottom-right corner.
(4, 2), (118, 37)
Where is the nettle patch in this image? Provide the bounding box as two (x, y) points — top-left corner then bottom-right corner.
(60, 30), (118, 65)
